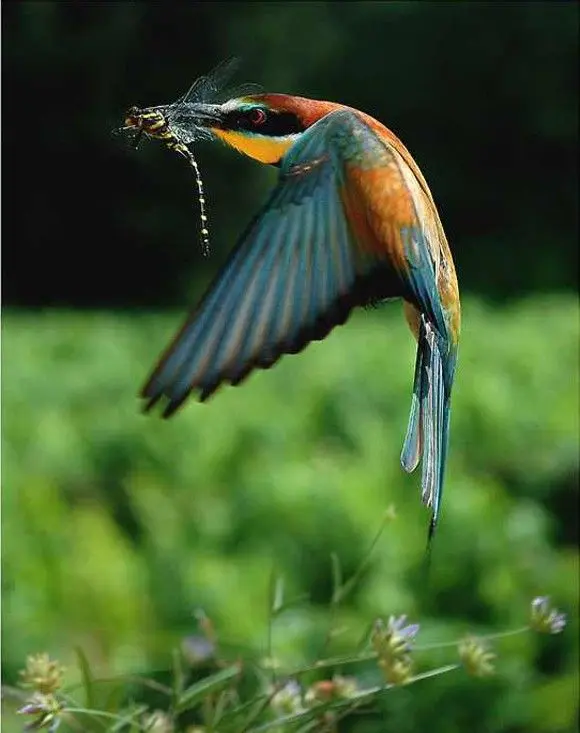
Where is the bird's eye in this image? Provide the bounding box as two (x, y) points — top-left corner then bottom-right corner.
(248, 108), (267, 126)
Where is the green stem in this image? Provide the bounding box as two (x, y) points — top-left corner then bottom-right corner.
(415, 625), (530, 651)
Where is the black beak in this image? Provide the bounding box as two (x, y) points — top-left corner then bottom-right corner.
(178, 102), (224, 128)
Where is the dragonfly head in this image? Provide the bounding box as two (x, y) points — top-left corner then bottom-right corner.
(123, 102), (225, 145)
(123, 106), (171, 140)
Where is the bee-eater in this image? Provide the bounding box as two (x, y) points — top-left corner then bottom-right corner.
(129, 91), (461, 535)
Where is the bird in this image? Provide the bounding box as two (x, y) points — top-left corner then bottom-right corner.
(129, 89), (461, 536)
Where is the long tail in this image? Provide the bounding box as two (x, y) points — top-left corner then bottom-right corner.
(400, 315), (454, 538)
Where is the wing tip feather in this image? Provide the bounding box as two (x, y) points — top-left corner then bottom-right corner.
(140, 281), (377, 417)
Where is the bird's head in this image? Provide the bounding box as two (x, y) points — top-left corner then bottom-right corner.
(186, 94), (342, 165)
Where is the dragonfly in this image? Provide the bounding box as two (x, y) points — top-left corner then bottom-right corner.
(121, 58), (260, 256)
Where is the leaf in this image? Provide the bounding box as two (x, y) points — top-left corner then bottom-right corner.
(106, 704), (149, 732)
(74, 646), (95, 710)
(175, 664), (241, 714)
(271, 576), (285, 616)
(172, 647), (185, 707)
(330, 552), (343, 604)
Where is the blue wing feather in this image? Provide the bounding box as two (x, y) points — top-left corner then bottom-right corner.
(142, 110), (400, 415)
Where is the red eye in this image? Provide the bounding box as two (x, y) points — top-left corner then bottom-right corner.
(249, 108), (267, 125)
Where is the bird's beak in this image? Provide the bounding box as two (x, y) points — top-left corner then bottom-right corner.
(180, 102), (225, 129)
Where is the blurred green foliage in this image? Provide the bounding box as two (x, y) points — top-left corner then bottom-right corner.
(2, 297), (578, 732)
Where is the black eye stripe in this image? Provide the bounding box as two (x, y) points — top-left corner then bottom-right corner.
(225, 109), (305, 136)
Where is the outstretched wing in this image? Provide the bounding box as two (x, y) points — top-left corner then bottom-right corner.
(142, 109), (404, 416)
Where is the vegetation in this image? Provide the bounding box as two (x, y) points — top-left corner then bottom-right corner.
(2, 298), (578, 731)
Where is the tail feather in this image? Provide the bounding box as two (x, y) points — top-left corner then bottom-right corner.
(401, 316), (453, 535)
(400, 345), (423, 473)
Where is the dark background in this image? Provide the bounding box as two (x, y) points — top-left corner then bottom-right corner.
(3, 1), (578, 308)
